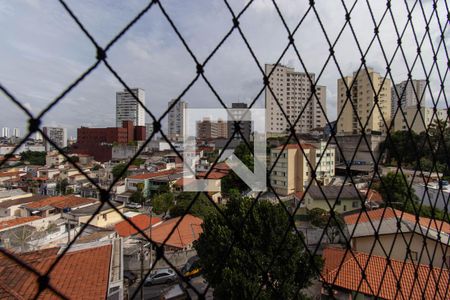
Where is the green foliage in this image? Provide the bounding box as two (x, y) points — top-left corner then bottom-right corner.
(152, 193), (174, 215)
(169, 192), (216, 219)
(222, 143), (254, 195)
(92, 164), (101, 171)
(307, 208), (344, 243)
(383, 121), (450, 175)
(195, 197), (321, 299)
(130, 183), (145, 204)
(131, 158), (145, 166)
(56, 178), (69, 195)
(20, 151), (46, 165)
(374, 172), (449, 222)
(112, 163), (128, 180)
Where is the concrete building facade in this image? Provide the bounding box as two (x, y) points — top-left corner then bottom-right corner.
(270, 141), (335, 196)
(116, 88), (145, 127)
(337, 68), (392, 135)
(43, 127), (67, 152)
(196, 118), (227, 140)
(391, 79), (426, 115)
(393, 106), (449, 133)
(265, 64), (327, 136)
(168, 99), (187, 141)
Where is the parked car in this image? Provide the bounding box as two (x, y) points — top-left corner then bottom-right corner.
(126, 202), (142, 209)
(145, 268), (177, 285)
(181, 256), (201, 279)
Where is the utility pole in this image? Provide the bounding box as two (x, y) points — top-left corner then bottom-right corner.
(140, 240), (144, 300)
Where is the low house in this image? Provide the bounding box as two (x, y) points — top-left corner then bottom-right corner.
(322, 247), (449, 299)
(22, 195), (97, 217)
(0, 239), (123, 299)
(344, 207), (450, 268)
(64, 202), (125, 228)
(0, 195), (48, 218)
(304, 185), (362, 213)
(0, 189), (32, 203)
(126, 168), (182, 197)
(147, 214), (203, 251)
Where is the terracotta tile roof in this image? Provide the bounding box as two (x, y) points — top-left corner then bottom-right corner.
(344, 208), (450, 235)
(115, 214), (162, 237)
(197, 171), (228, 179)
(24, 195), (97, 210)
(174, 177), (196, 187)
(0, 171), (24, 178)
(147, 214), (203, 249)
(0, 216), (41, 230)
(0, 245), (111, 299)
(0, 195), (48, 209)
(127, 168), (181, 180)
(322, 247), (449, 300)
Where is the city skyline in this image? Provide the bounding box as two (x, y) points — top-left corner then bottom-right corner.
(1, 1), (448, 137)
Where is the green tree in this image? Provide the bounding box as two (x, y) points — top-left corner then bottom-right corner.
(169, 192), (215, 219)
(20, 151), (46, 165)
(222, 143), (254, 195)
(194, 197), (321, 299)
(131, 158), (146, 166)
(130, 183), (145, 204)
(373, 172), (419, 207)
(56, 178), (69, 195)
(307, 208), (344, 243)
(152, 193), (174, 216)
(112, 163), (128, 180)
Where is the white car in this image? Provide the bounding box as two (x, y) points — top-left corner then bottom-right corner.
(145, 268), (177, 285)
(126, 202), (142, 209)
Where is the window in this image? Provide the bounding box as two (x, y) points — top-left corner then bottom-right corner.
(410, 251), (418, 261)
(352, 201), (359, 208)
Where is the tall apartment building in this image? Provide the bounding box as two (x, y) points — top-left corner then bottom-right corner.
(270, 141), (335, 196)
(43, 127), (67, 151)
(1, 127), (9, 138)
(168, 99), (187, 141)
(391, 80), (426, 116)
(12, 128), (20, 138)
(265, 64), (327, 136)
(116, 88), (145, 127)
(337, 68), (392, 135)
(393, 106), (448, 133)
(227, 102), (252, 142)
(196, 118), (228, 140)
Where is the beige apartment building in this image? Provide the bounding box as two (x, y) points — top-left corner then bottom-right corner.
(265, 64), (327, 136)
(270, 141), (335, 196)
(337, 68), (392, 135)
(393, 106), (448, 133)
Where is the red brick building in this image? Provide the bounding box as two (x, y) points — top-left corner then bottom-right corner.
(73, 121), (146, 162)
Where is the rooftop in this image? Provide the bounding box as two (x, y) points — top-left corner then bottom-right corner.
(307, 185), (362, 200)
(344, 208), (450, 237)
(0, 244), (112, 299)
(0, 189), (28, 199)
(0, 195), (48, 209)
(67, 201), (123, 216)
(24, 195), (97, 210)
(0, 216), (41, 231)
(322, 247), (449, 300)
(146, 214), (203, 249)
(127, 168), (181, 180)
(274, 143), (317, 150)
(115, 214), (162, 237)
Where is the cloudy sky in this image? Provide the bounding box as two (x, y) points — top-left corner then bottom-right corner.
(0, 0), (448, 138)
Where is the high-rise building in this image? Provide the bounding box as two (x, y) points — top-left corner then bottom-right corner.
(116, 88), (145, 127)
(43, 127), (67, 151)
(391, 79), (426, 116)
(12, 128), (20, 138)
(265, 64), (327, 136)
(196, 118), (228, 140)
(1, 127), (9, 138)
(227, 103), (252, 142)
(168, 99), (187, 141)
(393, 106), (449, 133)
(337, 68), (392, 135)
(145, 123), (154, 140)
(35, 132), (43, 141)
